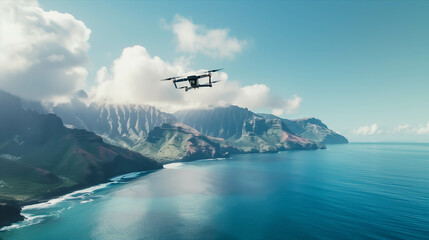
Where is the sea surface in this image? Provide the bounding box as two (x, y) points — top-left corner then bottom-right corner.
(1, 143), (429, 240)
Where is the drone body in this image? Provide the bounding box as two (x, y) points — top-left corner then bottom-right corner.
(161, 69), (223, 92)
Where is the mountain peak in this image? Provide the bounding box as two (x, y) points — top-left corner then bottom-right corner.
(74, 90), (88, 99)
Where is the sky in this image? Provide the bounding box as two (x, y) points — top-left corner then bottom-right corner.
(0, 0), (428, 142)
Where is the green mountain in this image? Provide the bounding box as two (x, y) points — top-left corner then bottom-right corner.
(24, 93), (176, 149)
(258, 114), (348, 144)
(0, 90), (162, 227)
(132, 123), (233, 164)
(23, 96), (238, 163)
(232, 116), (324, 152)
(26, 96), (337, 161)
(174, 106), (324, 153)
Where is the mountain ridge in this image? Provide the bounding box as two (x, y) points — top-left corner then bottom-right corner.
(132, 122), (232, 163)
(258, 113), (348, 144)
(0, 90), (163, 228)
(24, 97), (347, 160)
(26, 97), (176, 149)
(174, 106), (326, 152)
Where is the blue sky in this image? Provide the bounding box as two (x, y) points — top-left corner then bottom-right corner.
(7, 0), (429, 141)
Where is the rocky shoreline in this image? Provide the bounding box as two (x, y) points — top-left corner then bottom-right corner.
(0, 200), (24, 228)
(0, 169), (160, 229)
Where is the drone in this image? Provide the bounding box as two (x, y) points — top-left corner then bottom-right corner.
(161, 68), (223, 92)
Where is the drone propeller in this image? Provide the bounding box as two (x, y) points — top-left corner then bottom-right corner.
(161, 77), (176, 81)
(208, 68), (223, 73)
(211, 80), (222, 84)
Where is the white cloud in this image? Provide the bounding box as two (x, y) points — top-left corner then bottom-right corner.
(0, 0), (90, 101)
(386, 123), (429, 135)
(392, 124), (410, 134)
(417, 122), (429, 135)
(90, 45), (300, 114)
(91, 45), (184, 107)
(0, 2), (297, 114)
(352, 124), (380, 135)
(171, 15), (246, 58)
(269, 95), (302, 116)
(285, 95), (302, 114)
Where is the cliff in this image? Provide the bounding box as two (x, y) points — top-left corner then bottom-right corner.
(258, 114), (348, 144)
(0, 90), (163, 227)
(132, 123), (232, 163)
(174, 106), (324, 152)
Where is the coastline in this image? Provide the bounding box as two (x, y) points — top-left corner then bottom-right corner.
(0, 170), (159, 231)
(1, 155), (241, 230)
(0, 157), (226, 231)
(0, 143), (336, 231)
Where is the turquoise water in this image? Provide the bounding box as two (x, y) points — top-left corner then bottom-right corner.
(1, 143), (429, 240)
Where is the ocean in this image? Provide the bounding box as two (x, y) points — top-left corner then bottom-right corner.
(1, 143), (428, 240)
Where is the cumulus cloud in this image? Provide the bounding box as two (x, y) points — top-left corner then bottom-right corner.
(417, 122), (429, 135)
(90, 45), (300, 114)
(233, 85), (301, 115)
(285, 95), (302, 114)
(0, 1), (297, 114)
(392, 124), (410, 134)
(0, 0), (90, 101)
(386, 123), (429, 135)
(352, 124), (381, 135)
(91, 45), (185, 106)
(170, 15), (246, 58)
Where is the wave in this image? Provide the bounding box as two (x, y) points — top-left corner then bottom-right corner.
(2, 159), (226, 231)
(163, 157), (228, 169)
(23, 170), (148, 211)
(1, 214), (48, 231)
(194, 157), (227, 163)
(109, 171), (146, 182)
(23, 182), (111, 211)
(1, 170), (150, 232)
(80, 199), (94, 204)
(163, 162), (185, 169)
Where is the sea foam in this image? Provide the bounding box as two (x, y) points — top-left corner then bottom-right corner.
(1, 170), (149, 232)
(163, 162), (185, 169)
